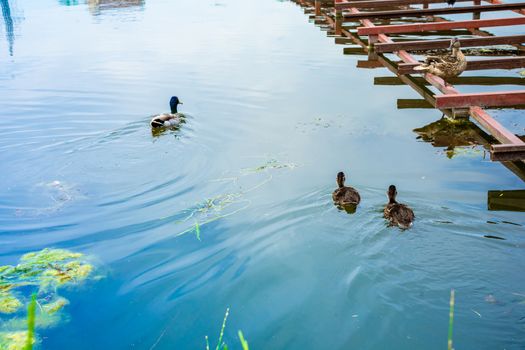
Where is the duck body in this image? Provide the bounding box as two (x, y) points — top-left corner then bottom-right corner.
(150, 112), (185, 128)
(414, 38), (467, 81)
(384, 185), (415, 229)
(150, 96), (185, 128)
(332, 172), (361, 209)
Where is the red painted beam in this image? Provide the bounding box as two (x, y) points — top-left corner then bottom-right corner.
(343, 2), (525, 20)
(357, 17), (525, 35)
(398, 57), (525, 74)
(436, 91), (525, 108)
(336, 0), (474, 9)
(374, 35), (525, 53)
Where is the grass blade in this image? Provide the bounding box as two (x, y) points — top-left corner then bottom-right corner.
(215, 308), (230, 350)
(24, 293), (37, 350)
(238, 331), (249, 350)
(448, 289), (455, 350)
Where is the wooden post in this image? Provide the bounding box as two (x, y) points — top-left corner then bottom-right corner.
(368, 34), (379, 59)
(335, 9), (343, 35)
(315, 0), (321, 16)
(473, 0), (481, 20)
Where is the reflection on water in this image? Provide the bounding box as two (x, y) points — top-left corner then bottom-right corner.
(87, 0), (144, 15)
(413, 118), (488, 159)
(58, 0), (144, 16)
(488, 190), (525, 212)
(0, 0), (14, 56)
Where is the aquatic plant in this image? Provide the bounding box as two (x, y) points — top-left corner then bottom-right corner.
(448, 289), (455, 350)
(0, 248), (95, 350)
(23, 294), (36, 350)
(205, 308), (250, 350)
(176, 158), (298, 241)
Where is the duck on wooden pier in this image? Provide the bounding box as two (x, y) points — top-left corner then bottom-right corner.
(414, 38), (467, 85)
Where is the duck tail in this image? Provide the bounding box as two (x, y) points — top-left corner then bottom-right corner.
(413, 64), (430, 72)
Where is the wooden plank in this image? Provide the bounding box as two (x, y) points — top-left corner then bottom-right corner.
(397, 99), (434, 108)
(375, 35), (525, 53)
(436, 91), (525, 108)
(492, 144), (525, 153)
(357, 17), (525, 35)
(343, 2), (525, 20)
(491, 151), (525, 161)
(357, 60), (385, 68)
(488, 190), (525, 211)
(376, 76), (525, 86)
(398, 98), (525, 108)
(337, 0), (474, 9)
(398, 57), (525, 74)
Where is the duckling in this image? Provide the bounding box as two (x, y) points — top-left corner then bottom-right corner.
(332, 172), (361, 212)
(384, 185), (415, 229)
(413, 38), (467, 84)
(150, 96), (185, 128)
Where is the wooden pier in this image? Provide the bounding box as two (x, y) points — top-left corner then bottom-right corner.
(292, 0), (525, 169)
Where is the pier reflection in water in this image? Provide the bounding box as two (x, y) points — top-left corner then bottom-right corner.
(0, 0), (14, 55)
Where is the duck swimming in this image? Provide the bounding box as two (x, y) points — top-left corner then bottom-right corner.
(150, 96), (185, 128)
(413, 38), (467, 84)
(332, 171), (361, 212)
(384, 185), (415, 229)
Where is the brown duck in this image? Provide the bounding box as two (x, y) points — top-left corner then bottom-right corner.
(332, 172), (361, 212)
(413, 38), (467, 84)
(384, 185), (415, 229)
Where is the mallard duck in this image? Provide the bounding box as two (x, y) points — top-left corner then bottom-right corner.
(332, 172), (361, 212)
(384, 185), (415, 229)
(413, 38), (467, 84)
(150, 96), (185, 128)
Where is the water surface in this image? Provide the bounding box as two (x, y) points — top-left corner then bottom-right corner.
(1, 0), (525, 349)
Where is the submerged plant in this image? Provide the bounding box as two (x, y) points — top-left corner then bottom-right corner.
(176, 158), (298, 241)
(0, 248), (96, 350)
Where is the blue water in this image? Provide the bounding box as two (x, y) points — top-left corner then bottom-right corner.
(1, 0), (525, 349)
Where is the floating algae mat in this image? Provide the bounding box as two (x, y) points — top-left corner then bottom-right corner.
(0, 248), (96, 349)
(176, 158), (299, 240)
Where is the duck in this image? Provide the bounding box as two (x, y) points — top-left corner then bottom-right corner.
(413, 38), (467, 84)
(150, 96), (185, 128)
(332, 171), (361, 212)
(384, 185), (415, 229)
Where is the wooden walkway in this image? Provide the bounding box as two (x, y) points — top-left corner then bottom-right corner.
(292, 0), (525, 169)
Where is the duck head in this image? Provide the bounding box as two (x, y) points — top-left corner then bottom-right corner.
(387, 185), (398, 203)
(170, 96), (183, 113)
(449, 38), (461, 50)
(336, 172), (346, 188)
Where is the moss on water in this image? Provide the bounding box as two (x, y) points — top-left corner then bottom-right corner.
(0, 248), (96, 349)
(0, 292), (22, 314)
(0, 331), (32, 350)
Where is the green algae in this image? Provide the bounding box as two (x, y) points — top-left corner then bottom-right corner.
(175, 158), (299, 241)
(0, 292), (22, 314)
(0, 248), (95, 350)
(0, 331), (32, 350)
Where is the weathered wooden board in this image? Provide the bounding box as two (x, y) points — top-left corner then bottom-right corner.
(358, 17), (525, 35)
(436, 91), (525, 108)
(398, 57), (525, 74)
(375, 35), (525, 52)
(343, 2), (525, 20)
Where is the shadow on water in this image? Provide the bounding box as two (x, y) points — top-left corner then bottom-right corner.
(0, 0), (14, 56)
